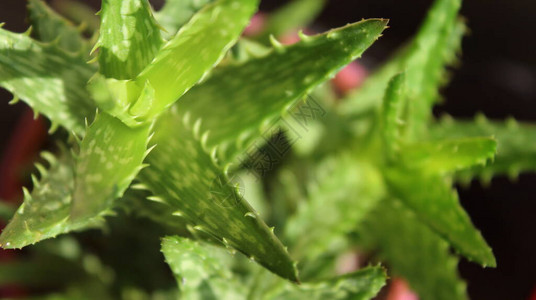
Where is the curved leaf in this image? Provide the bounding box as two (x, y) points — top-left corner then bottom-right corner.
(177, 19), (388, 163)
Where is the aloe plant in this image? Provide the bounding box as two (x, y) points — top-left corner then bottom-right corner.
(0, 0), (533, 299)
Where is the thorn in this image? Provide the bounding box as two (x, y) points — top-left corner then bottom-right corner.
(210, 146), (218, 163)
(77, 22), (87, 33)
(131, 183), (149, 190)
(48, 122), (59, 134)
(298, 30), (312, 42)
(71, 131), (82, 144)
(23, 26), (33, 37)
(147, 195), (165, 203)
(22, 187), (31, 201)
(86, 56), (99, 64)
(40, 152), (56, 164)
(269, 35), (284, 52)
(244, 212), (256, 219)
(193, 118), (202, 139)
(201, 131), (210, 149)
(145, 144), (157, 157)
(182, 111), (191, 127)
(35, 163), (47, 177)
(31, 174), (39, 187)
(8, 96), (19, 105)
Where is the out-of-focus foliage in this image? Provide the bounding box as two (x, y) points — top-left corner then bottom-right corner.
(0, 0), (533, 299)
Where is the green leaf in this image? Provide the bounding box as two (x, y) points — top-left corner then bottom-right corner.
(265, 266), (386, 300)
(70, 113), (152, 222)
(385, 169), (496, 267)
(0, 27), (96, 135)
(155, 0), (214, 39)
(161, 236), (247, 299)
(258, 0), (326, 40)
(27, 0), (87, 53)
(399, 137), (497, 175)
(339, 0), (464, 121)
(177, 19), (388, 163)
(96, 0), (163, 79)
(50, 0), (100, 35)
(162, 236), (386, 300)
(402, 0), (462, 138)
(358, 198), (468, 300)
(429, 116), (536, 181)
(285, 154), (384, 261)
(140, 110), (298, 282)
(0, 148), (105, 249)
(133, 0), (259, 122)
(381, 73), (407, 161)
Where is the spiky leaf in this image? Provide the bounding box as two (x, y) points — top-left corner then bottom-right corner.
(161, 236), (247, 299)
(27, 0), (87, 53)
(70, 113), (152, 222)
(132, 0), (259, 122)
(381, 73), (407, 161)
(358, 198), (468, 300)
(162, 236), (386, 300)
(385, 169), (496, 267)
(340, 0), (464, 121)
(260, 266), (386, 300)
(177, 19), (388, 163)
(140, 110), (298, 281)
(0, 28), (95, 135)
(429, 116), (536, 181)
(96, 0), (163, 79)
(50, 0), (100, 35)
(0, 149), (104, 249)
(285, 154), (384, 260)
(399, 137), (497, 175)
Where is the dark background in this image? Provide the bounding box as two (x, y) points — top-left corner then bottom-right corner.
(0, 1), (535, 299)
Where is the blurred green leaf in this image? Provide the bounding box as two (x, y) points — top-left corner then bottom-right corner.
(430, 116), (536, 182)
(162, 236), (247, 299)
(381, 73), (407, 161)
(285, 154), (384, 261)
(385, 169), (496, 267)
(358, 198), (468, 300)
(340, 0), (464, 125)
(28, 0), (87, 53)
(258, 0), (326, 41)
(0, 28), (95, 135)
(399, 137), (497, 175)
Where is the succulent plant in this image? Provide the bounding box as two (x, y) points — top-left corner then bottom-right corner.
(0, 0), (534, 299)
